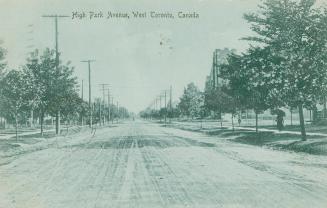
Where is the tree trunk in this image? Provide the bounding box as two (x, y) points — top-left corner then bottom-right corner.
(231, 114), (234, 132)
(324, 96), (327, 118)
(255, 111), (258, 133)
(99, 103), (102, 126)
(30, 109), (34, 127)
(81, 116), (84, 126)
(56, 110), (60, 135)
(312, 106), (318, 124)
(164, 110), (167, 125)
(298, 104), (306, 141)
(40, 110), (44, 136)
(15, 114), (18, 141)
(290, 108), (293, 126)
(220, 109), (223, 128)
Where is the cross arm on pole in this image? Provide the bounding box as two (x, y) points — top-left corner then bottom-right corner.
(42, 15), (70, 18)
(81, 60), (96, 63)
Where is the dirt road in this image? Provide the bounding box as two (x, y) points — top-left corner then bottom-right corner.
(0, 121), (326, 208)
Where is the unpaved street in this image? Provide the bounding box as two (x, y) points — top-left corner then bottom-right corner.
(1, 121), (327, 208)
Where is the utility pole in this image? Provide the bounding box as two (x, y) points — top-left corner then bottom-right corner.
(159, 95), (162, 121)
(215, 49), (218, 87)
(81, 80), (84, 100)
(160, 95), (162, 109)
(212, 52), (216, 88)
(116, 102), (119, 123)
(81, 80), (84, 126)
(170, 85), (172, 123)
(99, 84), (109, 125)
(164, 90), (167, 125)
(107, 89), (111, 124)
(153, 98), (157, 111)
(155, 98), (158, 111)
(212, 50), (219, 89)
(26, 24), (35, 128)
(81, 60), (96, 128)
(42, 14), (69, 135)
(98, 101), (101, 126)
(111, 97), (114, 124)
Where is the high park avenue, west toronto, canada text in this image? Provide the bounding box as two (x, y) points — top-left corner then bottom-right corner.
(71, 11), (200, 20)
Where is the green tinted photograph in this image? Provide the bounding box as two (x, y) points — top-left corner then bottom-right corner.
(0, 0), (327, 207)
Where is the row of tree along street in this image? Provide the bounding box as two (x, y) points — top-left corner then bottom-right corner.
(0, 48), (130, 140)
(140, 0), (327, 141)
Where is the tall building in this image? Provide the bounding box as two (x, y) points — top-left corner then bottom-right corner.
(210, 48), (236, 88)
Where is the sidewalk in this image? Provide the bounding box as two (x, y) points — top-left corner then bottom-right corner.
(219, 126), (327, 137)
(0, 128), (56, 140)
(168, 120), (327, 155)
(172, 120), (327, 137)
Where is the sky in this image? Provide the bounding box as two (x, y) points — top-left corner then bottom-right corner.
(0, 0), (311, 113)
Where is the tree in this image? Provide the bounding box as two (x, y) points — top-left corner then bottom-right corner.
(178, 83), (204, 119)
(60, 92), (87, 125)
(0, 42), (7, 127)
(25, 49), (78, 135)
(47, 59), (77, 133)
(220, 53), (253, 130)
(243, 0), (327, 140)
(242, 47), (284, 132)
(204, 83), (234, 127)
(0, 41), (6, 77)
(22, 60), (42, 127)
(1, 70), (26, 140)
(220, 47), (283, 132)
